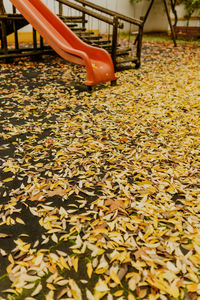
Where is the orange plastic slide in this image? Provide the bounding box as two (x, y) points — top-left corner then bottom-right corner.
(9, 0), (117, 86)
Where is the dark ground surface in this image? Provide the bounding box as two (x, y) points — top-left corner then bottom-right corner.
(0, 39), (200, 299)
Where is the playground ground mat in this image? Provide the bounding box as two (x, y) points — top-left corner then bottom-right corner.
(0, 39), (200, 299)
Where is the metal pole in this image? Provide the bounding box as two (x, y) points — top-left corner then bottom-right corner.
(136, 25), (143, 68)
(59, 3), (63, 16)
(33, 28), (37, 50)
(82, 0), (86, 30)
(134, 0), (154, 45)
(163, 0), (177, 46)
(111, 16), (118, 71)
(12, 5), (19, 50)
(40, 36), (44, 49)
(1, 20), (8, 53)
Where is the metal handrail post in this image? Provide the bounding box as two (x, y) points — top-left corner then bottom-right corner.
(135, 25), (143, 68)
(12, 5), (19, 50)
(111, 16), (118, 70)
(1, 20), (7, 53)
(59, 3), (63, 16)
(82, 0), (86, 29)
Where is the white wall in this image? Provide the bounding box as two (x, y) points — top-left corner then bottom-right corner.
(170, 3), (200, 27)
(3, 0), (200, 33)
(132, 0), (169, 32)
(59, 0), (170, 33)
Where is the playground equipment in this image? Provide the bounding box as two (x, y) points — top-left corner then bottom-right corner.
(0, 0), (143, 72)
(0, 2), (53, 60)
(56, 0), (143, 69)
(140, 0), (177, 46)
(8, 0), (118, 86)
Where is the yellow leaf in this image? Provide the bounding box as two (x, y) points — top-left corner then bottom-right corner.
(187, 271), (199, 283)
(6, 216), (15, 225)
(138, 288), (147, 298)
(126, 223), (135, 231)
(56, 279), (69, 286)
(189, 254), (200, 264)
(153, 215), (158, 228)
(110, 271), (121, 285)
(34, 253), (44, 266)
(68, 279), (82, 300)
(46, 291), (54, 300)
(138, 180), (152, 185)
(143, 225), (153, 240)
(169, 281), (179, 298)
(71, 256), (79, 272)
(16, 217), (25, 225)
(3, 177), (13, 182)
(2, 289), (18, 295)
(128, 294), (136, 300)
(111, 251), (131, 263)
(6, 263), (14, 274)
(29, 135), (38, 140)
(56, 150), (65, 156)
(113, 290), (124, 296)
(86, 289), (95, 300)
(166, 185), (176, 193)
(148, 294), (159, 300)
(51, 233), (58, 243)
(59, 256), (70, 270)
(31, 283), (43, 296)
(93, 228), (108, 235)
(146, 276), (169, 294)
(95, 267), (108, 275)
(0, 233), (11, 238)
(87, 262), (93, 279)
(8, 254), (14, 264)
(72, 249), (82, 254)
(187, 283), (198, 292)
(35, 163), (43, 167)
(46, 283), (56, 291)
(94, 278), (109, 292)
(128, 278), (136, 291)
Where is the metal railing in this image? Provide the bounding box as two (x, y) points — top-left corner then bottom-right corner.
(56, 0), (144, 68)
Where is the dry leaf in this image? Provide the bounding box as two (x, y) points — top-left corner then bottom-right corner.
(0, 233), (12, 238)
(104, 199), (126, 212)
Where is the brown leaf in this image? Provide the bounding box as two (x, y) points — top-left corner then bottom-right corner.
(47, 187), (65, 197)
(56, 287), (68, 300)
(134, 247), (150, 260)
(184, 291), (194, 300)
(104, 199), (126, 212)
(45, 138), (54, 146)
(67, 146), (78, 153)
(118, 263), (128, 280)
(30, 192), (45, 201)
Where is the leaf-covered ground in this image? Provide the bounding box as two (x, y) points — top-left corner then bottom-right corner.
(0, 40), (200, 300)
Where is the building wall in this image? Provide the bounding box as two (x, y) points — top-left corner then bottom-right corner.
(2, 0), (200, 33)
(3, 0), (170, 33)
(170, 4), (200, 27)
